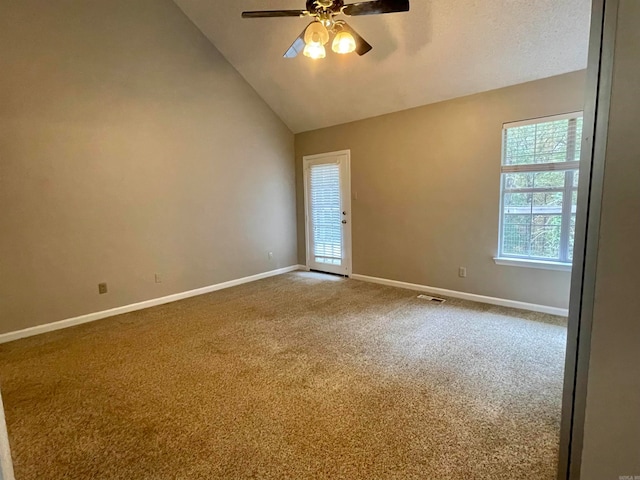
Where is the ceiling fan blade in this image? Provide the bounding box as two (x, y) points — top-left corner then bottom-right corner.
(283, 24), (313, 58)
(340, 22), (373, 56)
(242, 10), (308, 18)
(343, 0), (409, 16)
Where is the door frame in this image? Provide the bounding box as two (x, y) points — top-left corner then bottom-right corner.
(303, 150), (353, 276)
(0, 389), (15, 480)
(558, 0), (617, 478)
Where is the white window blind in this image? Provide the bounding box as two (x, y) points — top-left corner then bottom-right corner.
(499, 113), (583, 264)
(310, 163), (343, 266)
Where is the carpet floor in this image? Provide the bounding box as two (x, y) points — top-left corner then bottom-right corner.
(0, 272), (567, 479)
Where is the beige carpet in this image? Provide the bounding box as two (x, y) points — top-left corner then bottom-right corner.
(0, 272), (567, 479)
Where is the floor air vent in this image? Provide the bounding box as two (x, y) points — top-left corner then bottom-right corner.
(417, 294), (446, 304)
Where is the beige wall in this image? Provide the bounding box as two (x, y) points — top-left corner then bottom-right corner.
(0, 0), (297, 334)
(580, 0), (640, 477)
(295, 72), (586, 309)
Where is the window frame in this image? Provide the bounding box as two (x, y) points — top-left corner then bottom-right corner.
(496, 111), (584, 269)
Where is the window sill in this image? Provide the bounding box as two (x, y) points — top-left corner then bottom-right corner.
(493, 257), (573, 272)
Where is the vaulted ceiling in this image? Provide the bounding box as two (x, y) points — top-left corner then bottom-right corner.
(173, 0), (591, 133)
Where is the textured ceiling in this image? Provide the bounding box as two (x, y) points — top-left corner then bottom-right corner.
(173, 0), (591, 133)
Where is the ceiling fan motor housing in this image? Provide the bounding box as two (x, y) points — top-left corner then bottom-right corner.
(307, 0), (344, 14)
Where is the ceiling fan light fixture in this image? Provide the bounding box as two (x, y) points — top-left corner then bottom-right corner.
(304, 22), (330, 46)
(303, 42), (326, 59)
(332, 31), (356, 54)
(244, 0), (411, 59)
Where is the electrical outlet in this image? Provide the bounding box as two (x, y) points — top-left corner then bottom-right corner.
(98, 282), (108, 295)
(268, 251), (274, 261)
(155, 274), (162, 284)
(459, 267), (467, 278)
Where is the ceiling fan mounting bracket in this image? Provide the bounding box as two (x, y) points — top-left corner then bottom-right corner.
(315, 0), (334, 8)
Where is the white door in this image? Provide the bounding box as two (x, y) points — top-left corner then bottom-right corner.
(304, 150), (352, 276)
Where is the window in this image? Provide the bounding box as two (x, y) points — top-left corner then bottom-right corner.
(498, 112), (583, 266)
(309, 162), (343, 266)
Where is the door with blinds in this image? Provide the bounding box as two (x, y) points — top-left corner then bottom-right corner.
(304, 151), (352, 276)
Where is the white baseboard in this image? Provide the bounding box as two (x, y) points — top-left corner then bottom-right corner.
(350, 273), (569, 317)
(0, 265), (304, 345)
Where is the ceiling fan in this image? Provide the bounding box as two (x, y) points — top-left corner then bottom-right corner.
(242, 0), (410, 59)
